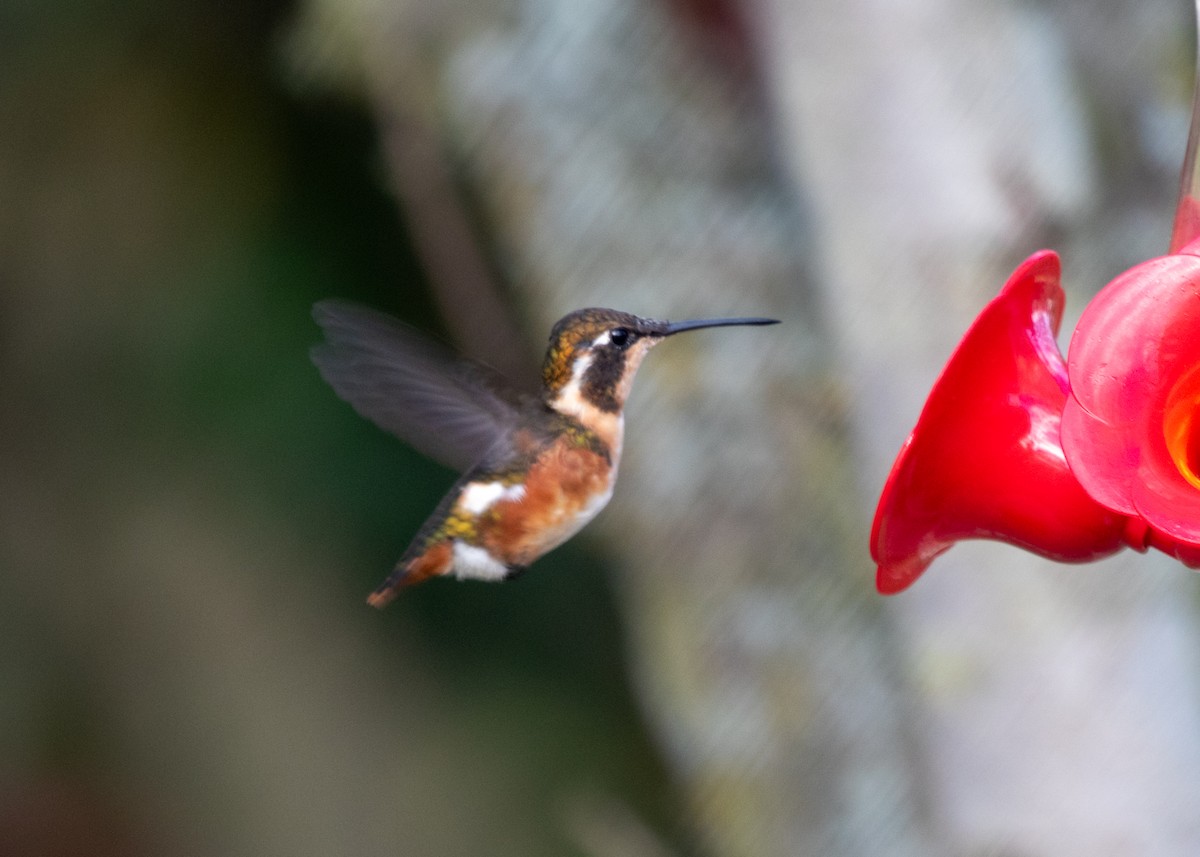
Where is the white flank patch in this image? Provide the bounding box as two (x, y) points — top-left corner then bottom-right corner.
(458, 480), (526, 515)
(452, 541), (510, 581)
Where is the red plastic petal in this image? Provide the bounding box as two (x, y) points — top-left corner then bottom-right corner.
(1062, 252), (1200, 549)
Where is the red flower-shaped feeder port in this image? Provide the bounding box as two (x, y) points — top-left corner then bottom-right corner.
(1062, 241), (1200, 568)
(870, 252), (1128, 595)
(871, 242), (1200, 592)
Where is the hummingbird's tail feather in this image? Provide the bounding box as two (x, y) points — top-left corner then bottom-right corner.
(366, 541), (454, 608)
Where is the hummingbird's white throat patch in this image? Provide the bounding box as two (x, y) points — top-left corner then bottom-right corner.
(550, 352), (624, 459)
(553, 353), (594, 411)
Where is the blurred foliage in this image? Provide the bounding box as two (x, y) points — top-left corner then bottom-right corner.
(0, 2), (677, 854)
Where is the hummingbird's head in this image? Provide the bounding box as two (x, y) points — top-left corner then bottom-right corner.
(543, 309), (660, 416)
(542, 308), (779, 421)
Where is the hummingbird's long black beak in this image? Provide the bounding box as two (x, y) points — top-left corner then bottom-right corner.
(660, 316), (780, 336)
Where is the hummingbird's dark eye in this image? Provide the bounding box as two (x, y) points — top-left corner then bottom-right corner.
(609, 328), (630, 348)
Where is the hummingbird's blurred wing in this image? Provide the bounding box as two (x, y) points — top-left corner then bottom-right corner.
(311, 300), (524, 473)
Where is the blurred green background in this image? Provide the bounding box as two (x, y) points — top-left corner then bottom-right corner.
(0, 3), (676, 855)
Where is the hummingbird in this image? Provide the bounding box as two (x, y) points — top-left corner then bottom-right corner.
(311, 301), (778, 607)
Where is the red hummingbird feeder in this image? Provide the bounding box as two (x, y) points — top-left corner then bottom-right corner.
(871, 8), (1200, 593)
